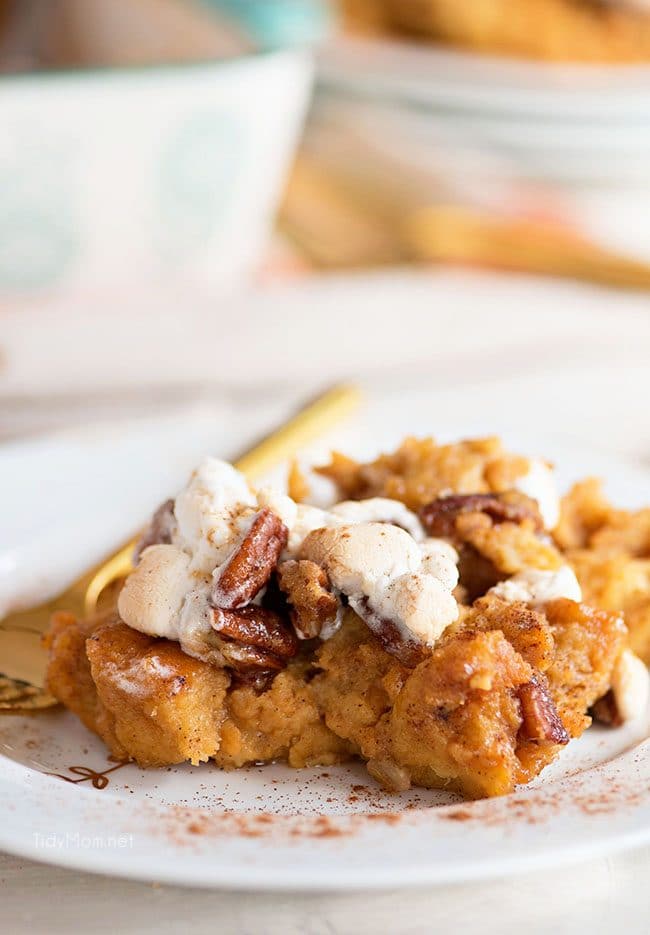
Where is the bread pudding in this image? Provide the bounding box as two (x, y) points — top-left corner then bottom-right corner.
(44, 435), (650, 800)
(343, 0), (650, 63)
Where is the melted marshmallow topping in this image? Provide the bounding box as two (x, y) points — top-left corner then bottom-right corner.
(490, 566), (582, 606)
(611, 649), (650, 722)
(513, 458), (561, 530)
(118, 457), (460, 661)
(300, 523), (459, 647)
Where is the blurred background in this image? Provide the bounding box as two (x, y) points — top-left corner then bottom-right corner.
(1, 0), (650, 450)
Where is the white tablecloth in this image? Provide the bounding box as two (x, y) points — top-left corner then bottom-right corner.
(3, 845), (649, 934)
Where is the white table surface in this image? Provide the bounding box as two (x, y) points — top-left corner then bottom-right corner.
(2, 844), (650, 935)
(2, 270), (650, 933)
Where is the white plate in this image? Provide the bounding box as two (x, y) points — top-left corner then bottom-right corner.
(1, 414), (650, 889)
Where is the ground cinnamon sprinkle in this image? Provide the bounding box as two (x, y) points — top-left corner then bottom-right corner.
(156, 805), (348, 844)
(437, 765), (650, 828)
(443, 809), (473, 822)
(145, 754), (650, 846)
(365, 813), (401, 825)
(291, 817), (347, 839)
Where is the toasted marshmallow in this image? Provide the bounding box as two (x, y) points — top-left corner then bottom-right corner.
(330, 498), (425, 541)
(118, 544), (195, 641)
(611, 649), (650, 722)
(369, 572), (458, 645)
(118, 545), (223, 665)
(301, 523), (422, 595)
(173, 458), (256, 574)
(513, 459), (560, 530)
(255, 486), (298, 531)
(123, 460), (461, 657)
(175, 586), (223, 665)
(301, 523), (458, 647)
(490, 566), (582, 606)
(419, 538), (459, 591)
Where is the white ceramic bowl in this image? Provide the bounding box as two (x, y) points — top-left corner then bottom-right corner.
(0, 50), (312, 295)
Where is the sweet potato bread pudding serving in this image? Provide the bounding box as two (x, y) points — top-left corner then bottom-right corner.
(44, 436), (650, 800)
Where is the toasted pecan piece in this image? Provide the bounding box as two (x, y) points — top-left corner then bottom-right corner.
(211, 605), (298, 672)
(420, 492), (542, 539)
(134, 499), (176, 561)
(277, 559), (340, 640)
(590, 689), (623, 727)
(518, 675), (570, 744)
(211, 508), (288, 610)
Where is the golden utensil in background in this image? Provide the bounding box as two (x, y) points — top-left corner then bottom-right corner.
(0, 384), (362, 708)
(281, 153), (650, 290)
(406, 205), (650, 291)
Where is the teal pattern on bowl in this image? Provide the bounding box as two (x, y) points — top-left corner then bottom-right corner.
(155, 112), (244, 264)
(0, 126), (78, 290)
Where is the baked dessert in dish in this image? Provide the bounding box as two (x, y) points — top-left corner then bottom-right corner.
(346, 0), (650, 63)
(45, 435), (650, 800)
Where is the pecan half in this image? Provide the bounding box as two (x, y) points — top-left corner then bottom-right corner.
(419, 492), (542, 539)
(455, 545), (503, 604)
(230, 670), (277, 693)
(349, 596), (429, 668)
(276, 559), (340, 640)
(211, 605), (298, 672)
(211, 508), (288, 610)
(518, 675), (569, 744)
(590, 689), (623, 728)
(134, 499), (176, 561)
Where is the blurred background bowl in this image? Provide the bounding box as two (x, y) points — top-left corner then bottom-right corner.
(309, 33), (650, 269)
(0, 47), (312, 296)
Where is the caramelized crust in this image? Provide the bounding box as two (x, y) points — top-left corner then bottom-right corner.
(45, 592), (627, 798)
(543, 598), (627, 732)
(45, 613), (347, 772)
(558, 481), (650, 662)
(384, 629), (533, 798)
(317, 437), (530, 511)
(313, 613), (534, 798)
(312, 596), (626, 798)
(554, 479), (615, 551)
(46, 612), (229, 765)
(455, 513), (562, 575)
(44, 612), (127, 757)
(318, 436), (565, 588)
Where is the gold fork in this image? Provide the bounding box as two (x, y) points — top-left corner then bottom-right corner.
(0, 384), (362, 709)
